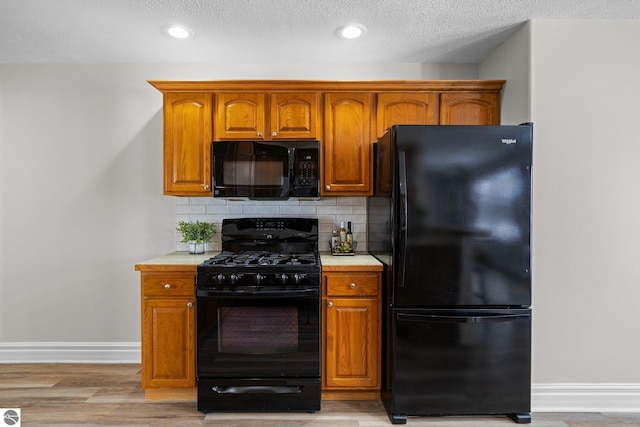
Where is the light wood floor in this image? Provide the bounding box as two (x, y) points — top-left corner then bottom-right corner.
(1, 364), (639, 426)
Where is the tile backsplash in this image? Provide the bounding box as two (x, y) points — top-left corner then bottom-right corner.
(175, 197), (367, 253)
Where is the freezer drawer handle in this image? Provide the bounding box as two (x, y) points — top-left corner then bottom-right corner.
(397, 313), (530, 323)
(211, 385), (303, 394)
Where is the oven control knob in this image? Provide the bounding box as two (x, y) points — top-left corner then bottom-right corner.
(292, 273), (302, 284)
(214, 274), (225, 285)
(255, 273), (265, 284)
(229, 274), (239, 285)
(279, 273), (289, 284)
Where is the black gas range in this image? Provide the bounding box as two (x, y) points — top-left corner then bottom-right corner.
(195, 218), (321, 413)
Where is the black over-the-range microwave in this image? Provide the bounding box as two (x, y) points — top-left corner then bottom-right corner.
(211, 140), (320, 199)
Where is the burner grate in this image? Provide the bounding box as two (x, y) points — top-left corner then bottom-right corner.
(204, 251), (318, 267)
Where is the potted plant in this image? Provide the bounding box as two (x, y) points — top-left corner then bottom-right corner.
(176, 220), (216, 254)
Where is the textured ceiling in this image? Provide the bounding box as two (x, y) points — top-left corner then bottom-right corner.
(1, 0), (639, 64)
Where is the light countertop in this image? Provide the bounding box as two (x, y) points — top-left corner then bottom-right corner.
(319, 252), (383, 271)
(134, 252), (213, 271)
(135, 252), (383, 272)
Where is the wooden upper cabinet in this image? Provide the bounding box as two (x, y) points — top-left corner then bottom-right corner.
(215, 92), (319, 140)
(375, 93), (439, 138)
(270, 93), (320, 139)
(439, 92), (500, 125)
(323, 93), (373, 196)
(163, 92), (213, 196)
(214, 92), (266, 139)
(149, 80), (505, 197)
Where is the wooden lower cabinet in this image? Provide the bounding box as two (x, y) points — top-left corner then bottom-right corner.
(322, 270), (382, 400)
(138, 269), (196, 400)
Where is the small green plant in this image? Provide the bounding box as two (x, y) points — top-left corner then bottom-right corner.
(176, 220), (216, 244)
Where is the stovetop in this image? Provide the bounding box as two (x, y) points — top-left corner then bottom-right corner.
(201, 251), (319, 267)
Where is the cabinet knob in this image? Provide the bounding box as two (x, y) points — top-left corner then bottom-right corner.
(327, 301), (333, 308)
(272, 131), (278, 137)
(257, 132), (263, 137)
(325, 185), (331, 191)
(203, 184), (210, 190)
(349, 283), (356, 289)
(187, 301), (193, 308)
(164, 284), (171, 289)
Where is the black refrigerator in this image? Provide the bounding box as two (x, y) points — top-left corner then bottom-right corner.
(368, 124), (532, 425)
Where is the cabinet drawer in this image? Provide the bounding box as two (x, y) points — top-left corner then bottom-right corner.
(325, 273), (378, 297)
(142, 273), (195, 297)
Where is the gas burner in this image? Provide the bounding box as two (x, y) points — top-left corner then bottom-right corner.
(203, 251), (319, 268)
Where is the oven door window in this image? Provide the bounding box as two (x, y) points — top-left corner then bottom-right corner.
(197, 295), (319, 378)
(219, 306), (298, 354)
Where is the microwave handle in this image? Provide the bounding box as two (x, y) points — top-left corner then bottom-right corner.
(285, 147), (294, 196)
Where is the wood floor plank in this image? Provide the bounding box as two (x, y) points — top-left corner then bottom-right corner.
(0, 374), (63, 388)
(0, 364), (638, 426)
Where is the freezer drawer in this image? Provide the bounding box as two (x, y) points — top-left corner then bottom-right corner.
(387, 308), (531, 424)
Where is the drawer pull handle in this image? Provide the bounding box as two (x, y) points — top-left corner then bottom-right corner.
(164, 284), (171, 289)
(349, 283), (356, 289)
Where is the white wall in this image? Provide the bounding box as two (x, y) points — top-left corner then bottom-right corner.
(482, 21), (640, 385)
(480, 22), (531, 125)
(0, 63), (477, 348)
(529, 20), (640, 384)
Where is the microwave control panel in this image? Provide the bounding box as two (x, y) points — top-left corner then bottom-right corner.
(295, 149), (319, 187)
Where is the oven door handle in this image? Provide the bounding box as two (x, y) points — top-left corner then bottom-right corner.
(196, 288), (319, 298)
(211, 385), (303, 394)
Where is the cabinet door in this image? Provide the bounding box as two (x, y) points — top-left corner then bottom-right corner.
(323, 93), (373, 195)
(215, 92), (266, 139)
(376, 93), (439, 138)
(163, 93), (212, 196)
(270, 92), (320, 139)
(439, 92), (500, 125)
(142, 298), (195, 389)
(324, 297), (379, 388)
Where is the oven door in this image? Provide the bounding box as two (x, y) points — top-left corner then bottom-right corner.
(196, 287), (320, 379)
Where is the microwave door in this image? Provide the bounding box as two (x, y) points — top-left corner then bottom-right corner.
(213, 141), (289, 198)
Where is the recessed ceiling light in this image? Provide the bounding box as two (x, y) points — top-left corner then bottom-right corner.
(336, 23), (367, 39)
(162, 24), (195, 39)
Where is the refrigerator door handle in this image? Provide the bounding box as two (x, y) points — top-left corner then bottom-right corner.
(397, 313), (530, 324)
(398, 150), (408, 288)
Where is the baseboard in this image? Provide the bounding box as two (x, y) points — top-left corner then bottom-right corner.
(532, 383), (640, 412)
(0, 343), (639, 412)
(0, 342), (140, 363)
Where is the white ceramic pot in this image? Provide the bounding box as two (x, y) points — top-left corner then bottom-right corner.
(188, 241), (205, 254)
